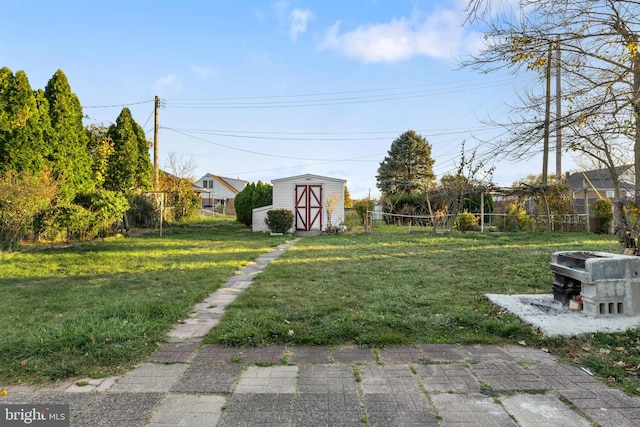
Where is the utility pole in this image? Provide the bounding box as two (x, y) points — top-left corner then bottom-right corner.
(555, 37), (562, 180)
(153, 95), (160, 190)
(542, 42), (552, 186)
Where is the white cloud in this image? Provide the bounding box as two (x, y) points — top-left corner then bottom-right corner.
(289, 8), (313, 41)
(152, 74), (181, 95)
(319, 6), (482, 63)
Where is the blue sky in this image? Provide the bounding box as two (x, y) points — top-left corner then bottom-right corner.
(1, 0), (556, 198)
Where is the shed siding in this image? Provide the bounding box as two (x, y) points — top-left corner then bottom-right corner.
(270, 174), (346, 232)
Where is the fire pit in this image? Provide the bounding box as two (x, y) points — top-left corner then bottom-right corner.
(550, 251), (640, 318)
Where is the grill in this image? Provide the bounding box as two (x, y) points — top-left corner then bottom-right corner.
(550, 251), (640, 317)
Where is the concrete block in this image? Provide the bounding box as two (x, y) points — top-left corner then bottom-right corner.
(569, 300), (583, 311)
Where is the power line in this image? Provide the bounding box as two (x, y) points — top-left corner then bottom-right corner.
(165, 76), (530, 109)
(82, 99), (155, 109)
(165, 126), (499, 141)
(163, 127), (382, 162)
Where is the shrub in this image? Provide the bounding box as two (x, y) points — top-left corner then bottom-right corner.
(235, 181), (272, 226)
(352, 199), (374, 225)
(74, 189), (129, 236)
(498, 202), (531, 232)
(127, 194), (158, 228)
(0, 170), (57, 251)
(343, 211), (360, 230)
(594, 198), (613, 234)
(453, 210), (478, 232)
(265, 209), (294, 234)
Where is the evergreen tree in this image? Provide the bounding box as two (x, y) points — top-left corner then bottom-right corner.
(0, 68), (48, 173)
(86, 124), (114, 188)
(235, 181), (272, 226)
(45, 69), (94, 199)
(105, 108), (151, 193)
(344, 185), (353, 208)
(376, 130), (435, 195)
(133, 118), (152, 191)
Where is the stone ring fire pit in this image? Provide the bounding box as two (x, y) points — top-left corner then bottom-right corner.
(551, 251), (640, 318)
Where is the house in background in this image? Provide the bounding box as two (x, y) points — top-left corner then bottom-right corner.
(253, 173), (346, 233)
(567, 166), (635, 214)
(195, 174), (247, 215)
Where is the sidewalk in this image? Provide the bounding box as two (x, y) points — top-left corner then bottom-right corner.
(2, 238), (640, 426)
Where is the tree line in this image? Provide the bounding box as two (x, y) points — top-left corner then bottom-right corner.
(0, 67), (154, 250)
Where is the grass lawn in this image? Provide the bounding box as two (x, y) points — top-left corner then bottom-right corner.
(206, 232), (620, 346)
(0, 221), (289, 384)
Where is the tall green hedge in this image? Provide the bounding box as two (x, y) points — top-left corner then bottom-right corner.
(235, 181), (272, 226)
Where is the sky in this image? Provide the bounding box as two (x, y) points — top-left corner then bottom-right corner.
(0, 0), (562, 199)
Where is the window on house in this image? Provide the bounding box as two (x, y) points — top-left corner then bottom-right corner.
(203, 181), (208, 188)
(606, 190), (614, 199)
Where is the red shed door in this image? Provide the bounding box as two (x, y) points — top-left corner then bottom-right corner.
(295, 185), (322, 231)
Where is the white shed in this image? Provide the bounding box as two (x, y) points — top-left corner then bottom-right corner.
(252, 174), (346, 233)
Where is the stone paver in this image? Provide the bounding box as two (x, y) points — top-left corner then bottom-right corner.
(192, 345), (241, 363)
(73, 392), (164, 427)
(501, 393), (592, 426)
(360, 364), (422, 394)
(332, 346), (375, 363)
(502, 345), (558, 363)
(419, 343), (469, 361)
(415, 363), (481, 393)
(171, 364), (243, 393)
(528, 363), (608, 391)
(465, 344), (516, 362)
(561, 388), (640, 427)
(145, 341), (199, 363)
(217, 393), (294, 426)
(364, 393), (438, 426)
(471, 362), (550, 392)
(431, 393), (517, 426)
(293, 365), (362, 426)
(378, 345), (422, 363)
(111, 363), (189, 393)
(360, 364), (438, 426)
(234, 365), (298, 393)
(145, 393), (226, 427)
(288, 346), (331, 364)
(239, 346), (286, 364)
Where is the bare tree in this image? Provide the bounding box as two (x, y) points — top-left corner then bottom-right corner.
(164, 152), (198, 181)
(464, 0), (640, 247)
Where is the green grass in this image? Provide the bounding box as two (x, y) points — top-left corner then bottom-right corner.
(0, 222), (289, 384)
(205, 232), (620, 347)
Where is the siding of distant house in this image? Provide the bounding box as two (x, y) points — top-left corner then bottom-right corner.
(566, 166), (635, 215)
(195, 174), (247, 214)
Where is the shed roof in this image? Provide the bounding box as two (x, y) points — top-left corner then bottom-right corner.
(271, 173), (346, 184)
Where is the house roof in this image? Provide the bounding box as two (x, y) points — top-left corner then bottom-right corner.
(271, 173), (346, 184)
(202, 174), (247, 193)
(566, 166), (635, 192)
